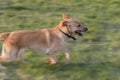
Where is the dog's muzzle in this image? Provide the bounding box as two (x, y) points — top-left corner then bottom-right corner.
(75, 27), (88, 36)
(75, 30), (83, 36)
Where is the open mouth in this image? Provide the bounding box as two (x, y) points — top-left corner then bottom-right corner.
(75, 30), (83, 36)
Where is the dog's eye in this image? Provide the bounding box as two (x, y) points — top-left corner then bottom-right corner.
(77, 24), (81, 27)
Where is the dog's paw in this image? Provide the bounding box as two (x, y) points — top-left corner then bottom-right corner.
(46, 60), (57, 64)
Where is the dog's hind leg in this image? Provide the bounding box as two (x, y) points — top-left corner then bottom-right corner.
(0, 43), (18, 62)
(0, 43), (10, 61)
(17, 49), (26, 62)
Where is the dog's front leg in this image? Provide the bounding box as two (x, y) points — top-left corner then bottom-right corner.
(17, 49), (25, 62)
(48, 53), (57, 64)
(65, 51), (70, 64)
(62, 48), (71, 64)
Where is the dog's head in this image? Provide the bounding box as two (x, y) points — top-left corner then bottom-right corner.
(62, 14), (88, 36)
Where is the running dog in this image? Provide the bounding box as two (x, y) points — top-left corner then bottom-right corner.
(0, 14), (87, 64)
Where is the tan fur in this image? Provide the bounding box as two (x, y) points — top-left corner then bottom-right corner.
(0, 33), (9, 41)
(0, 14), (87, 64)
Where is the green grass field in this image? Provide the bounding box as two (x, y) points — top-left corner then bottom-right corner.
(0, 0), (120, 80)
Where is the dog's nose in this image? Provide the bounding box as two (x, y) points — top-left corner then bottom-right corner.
(84, 27), (88, 32)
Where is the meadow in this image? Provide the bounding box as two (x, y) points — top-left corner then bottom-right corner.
(0, 0), (120, 80)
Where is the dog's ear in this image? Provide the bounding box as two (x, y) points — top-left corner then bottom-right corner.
(63, 13), (70, 20)
(62, 21), (69, 26)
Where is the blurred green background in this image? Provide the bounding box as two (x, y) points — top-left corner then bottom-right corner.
(0, 0), (120, 80)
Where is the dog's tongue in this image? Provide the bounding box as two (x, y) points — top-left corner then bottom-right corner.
(75, 30), (83, 36)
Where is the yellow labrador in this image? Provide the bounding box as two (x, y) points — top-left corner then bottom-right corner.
(0, 14), (87, 64)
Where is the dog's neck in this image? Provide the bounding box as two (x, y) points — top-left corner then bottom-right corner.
(56, 24), (76, 40)
(58, 28), (76, 40)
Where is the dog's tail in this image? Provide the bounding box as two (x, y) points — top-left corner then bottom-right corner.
(0, 32), (10, 41)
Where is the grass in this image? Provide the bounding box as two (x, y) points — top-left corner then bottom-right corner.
(0, 0), (120, 80)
